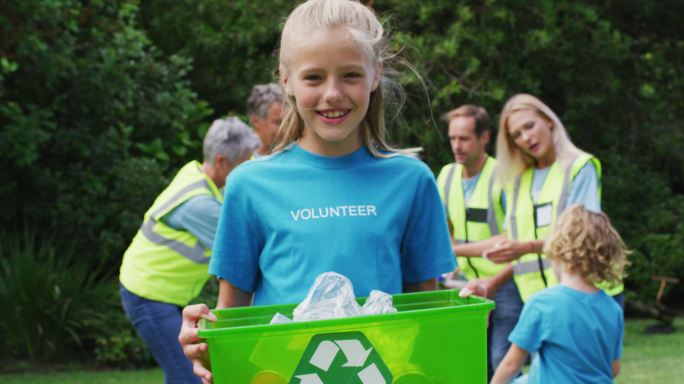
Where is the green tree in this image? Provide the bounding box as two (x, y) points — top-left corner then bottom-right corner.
(0, 0), (212, 266)
(138, 0), (290, 117)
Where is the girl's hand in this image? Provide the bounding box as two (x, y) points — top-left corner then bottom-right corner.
(179, 304), (217, 384)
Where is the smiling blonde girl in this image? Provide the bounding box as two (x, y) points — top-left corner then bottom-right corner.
(179, 1), (456, 382)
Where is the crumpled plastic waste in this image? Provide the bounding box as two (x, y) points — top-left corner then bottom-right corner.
(361, 289), (398, 315)
(269, 271), (397, 324)
(269, 312), (294, 325)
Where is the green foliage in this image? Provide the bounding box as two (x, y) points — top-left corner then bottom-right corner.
(190, 278), (220, 309)
(94, 316), (154, 369)
(0, 0), (212, 266)
(138, 0), (290, 117)
(0, 230), (118, 362)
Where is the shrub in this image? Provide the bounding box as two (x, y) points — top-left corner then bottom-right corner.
(0, 229), (119, 362)
(0, 0), (212, 270)
(94, 310), (155, 369)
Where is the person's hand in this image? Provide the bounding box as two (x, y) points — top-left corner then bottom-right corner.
(459, 278), (489, 299)
(483, 240), (528, 264)
(179, 304), (217, 384)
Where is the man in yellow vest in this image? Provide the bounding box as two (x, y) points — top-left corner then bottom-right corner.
(247, 83), (283, 158)
(119, 117), (259, 384)
(436, 105), (523, 379)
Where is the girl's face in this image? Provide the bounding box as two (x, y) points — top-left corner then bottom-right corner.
(507, 109), (556, 168)
(282, 28), (380, 156)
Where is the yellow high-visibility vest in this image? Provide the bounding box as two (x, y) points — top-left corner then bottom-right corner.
(437, 156), (506, 280)
(509, 154), (623, 301)
(119, 161), (223, 306)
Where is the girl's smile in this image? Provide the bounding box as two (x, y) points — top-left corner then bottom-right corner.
(317, 108), (352, 125)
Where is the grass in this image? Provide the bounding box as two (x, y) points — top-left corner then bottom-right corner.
(0, 368), (162, 384)
(0, 318), (682, 383)
(616, 318), (684, 384)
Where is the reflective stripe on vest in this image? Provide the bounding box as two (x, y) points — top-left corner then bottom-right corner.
(486, 170), (500, 236)
(513, 258), (552, 275)
(140, 221), (208, 264)
(119, 160), (222, 306)
(440, 157), (505, 279)
(509, 154), (599, 302)
(140, 179), (211, 264)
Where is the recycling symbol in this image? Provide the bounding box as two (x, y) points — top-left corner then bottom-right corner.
(290, 331), (393, 384)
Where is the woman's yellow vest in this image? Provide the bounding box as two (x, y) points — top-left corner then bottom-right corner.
(437, 157), (506, 280)
(508, 154), (623, 302)
(119, 161), (223, 306)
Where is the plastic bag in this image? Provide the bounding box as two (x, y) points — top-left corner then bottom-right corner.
(361, 290), (397, 315)
(276, 271), (397, 323)
(293, 272), (364, 321)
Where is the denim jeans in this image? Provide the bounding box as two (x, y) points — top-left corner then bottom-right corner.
(120, 284), (200, 384)
(488, 278), (524, 380)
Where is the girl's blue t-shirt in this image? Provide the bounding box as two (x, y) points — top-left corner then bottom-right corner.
(209, 144), (456, 306)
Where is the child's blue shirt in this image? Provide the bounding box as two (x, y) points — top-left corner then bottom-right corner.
(509, 284), (623, 383)
(210, 144), (456, 306)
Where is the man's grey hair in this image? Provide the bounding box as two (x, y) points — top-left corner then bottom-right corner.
(203, 117), (260, 164)
(246, 83), (284, 118)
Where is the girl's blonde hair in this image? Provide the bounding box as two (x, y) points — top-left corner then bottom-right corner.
(272, 0), (417, 157)
(543, 205), (629, 287)
(496, 94), (584, 184)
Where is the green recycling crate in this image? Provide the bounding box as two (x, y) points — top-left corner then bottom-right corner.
(199, 289), (494, 384)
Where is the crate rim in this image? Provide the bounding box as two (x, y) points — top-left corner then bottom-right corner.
(198, 289), (494, 339)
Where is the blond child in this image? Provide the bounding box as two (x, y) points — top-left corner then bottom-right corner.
(491, 205), (628, 384)
(178, 1), (457, 382)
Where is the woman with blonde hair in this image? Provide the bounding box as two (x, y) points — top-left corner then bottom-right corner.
(459, 94), (623, 306)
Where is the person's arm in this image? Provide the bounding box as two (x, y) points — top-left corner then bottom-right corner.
(163, 195), (221, 249)
(178, 280), (253, 384)
(453, 233), (508, 257)
(217, 279), (253, 308)
(612, 360), (621, 378)
(459, 264), (513, 299)
(179, 304), (217, 384)
(484, 239), (544, 264)
(490, 344), (529, 384)
(404, 278), (437, 292)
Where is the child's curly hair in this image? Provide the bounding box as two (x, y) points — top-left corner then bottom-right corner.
(543, 205), (629, 287)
